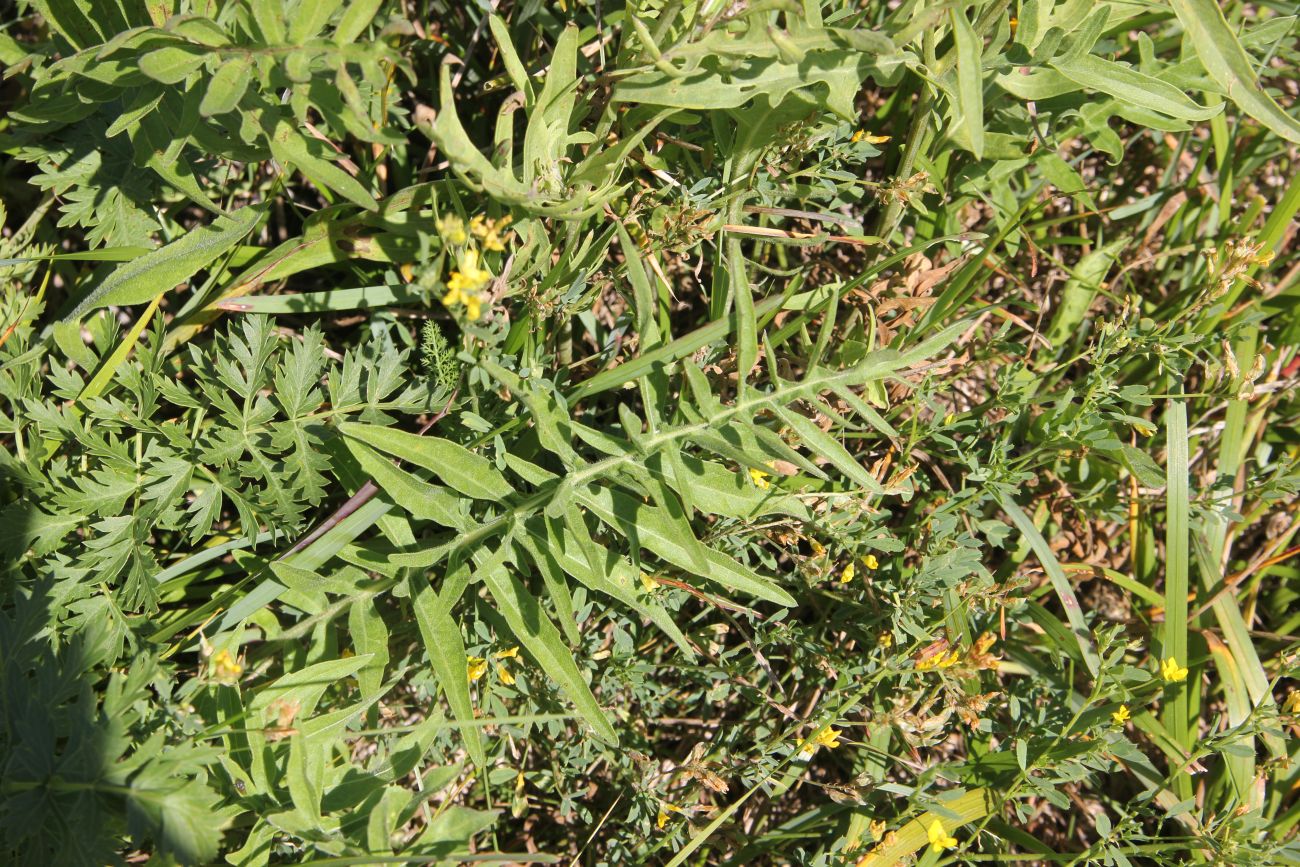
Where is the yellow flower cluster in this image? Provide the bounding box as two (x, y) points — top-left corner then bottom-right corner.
(471, 214), (511, 251)
(915, 649), (961, 671)
(435, 213), (513, 320)
(436, 214), (468, 245)
(212, 648), (244, 685)
(442, 249), (490, 320)
(840, 553), (881, 583)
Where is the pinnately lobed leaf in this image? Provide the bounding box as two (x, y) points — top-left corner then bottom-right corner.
(65, 206), (262, 320)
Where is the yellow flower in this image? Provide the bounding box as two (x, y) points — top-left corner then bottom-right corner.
(839, 562), (855, 584)
(863, 553), (879, 570)
(1284, 691), (1300, 714)
(1112, 704), (1130, 725)
(467, 656), (488, 682)
(493, 646), (520, 685)
(799, 724), (843, 758)
(878, 631), (893, 648)
(656, 803), (682, 829)
(809, 539), (826, 556)
(442, 250), (490, 320)
(851, 130), (891, 144)
(916, 649), (961, 671)
(1161, 656), (1188, 683)
(470, 214), (513, 251)
(814, 726), (842, 749)
(212, 649), (244, 684)
(927, 820), (958, 853)
(436, 214), (468, 245)
(749, 467), (771, 490)
(445, 249), (491, 293)
(639, 572), (660, 593)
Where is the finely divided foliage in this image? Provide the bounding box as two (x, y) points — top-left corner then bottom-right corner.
(1, 0), (1298, 864)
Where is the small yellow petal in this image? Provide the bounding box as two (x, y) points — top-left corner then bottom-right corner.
(863, 553), (879, 570)
(927, 820), (958, 852)
(813, 726), (842, 749)
(749, 467), (771, 490)
(467, 656), (488, 682)
(1161, 657), (1188, 683)
(1111, 704), (1130, 725)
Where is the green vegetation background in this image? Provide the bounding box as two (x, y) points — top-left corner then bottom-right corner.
(1, 0), (1299, 864)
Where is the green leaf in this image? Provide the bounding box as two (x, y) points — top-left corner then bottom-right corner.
(265, 115), (378, 211)
(577, 485), (795, 607)
(488, 14), (534, 104)
(771, 404), (884, 494)
(854, 789), (999, 867)
(1043, 238), (1125, 347)
(615, 50), (874, 119)
(124, 773), (226, 865)
(30, 0), (105, 49)
(289, 0), (343, 43)
(348, 597), (390, 700)
(199, 56), (252, 117)
(335, 0), (385, 43)
(645, 452), (811, 521)
(65, 206), (262, 320)
(1171, 0), (1300, 143)
(1000, 497), (1101, 677)
(344, 438), (470, 529)
(138, 45), (208, 84)
(949, 7), (985, 159)
(339, 422), (514, 502)
(253, 655), (373, 716)
(408, 571), (487, 768)
(1162, 398), (1192, 754)
(1050, 55), (1220, 122)
(519, 516), (694, 656)
(479, 564), (618, 744)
